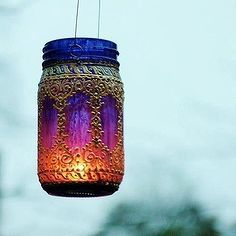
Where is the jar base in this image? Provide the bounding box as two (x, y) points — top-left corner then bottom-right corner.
(41, 182), (119, 197)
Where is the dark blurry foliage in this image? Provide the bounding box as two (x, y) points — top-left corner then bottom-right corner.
(93, 201), (220, 236)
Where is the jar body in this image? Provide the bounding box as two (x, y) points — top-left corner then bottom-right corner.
(38, 58), (124, 197)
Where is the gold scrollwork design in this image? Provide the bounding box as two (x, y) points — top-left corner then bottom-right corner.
(38, 62), (124, 185)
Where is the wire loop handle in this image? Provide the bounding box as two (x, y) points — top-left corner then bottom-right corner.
(74, 0), (102, 39)
(74, 0), (80, 38)
(98, 0), (101, 38)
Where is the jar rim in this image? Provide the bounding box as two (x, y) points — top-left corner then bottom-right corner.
(44, 37), (117, 47)
(42, 37), (119, 67)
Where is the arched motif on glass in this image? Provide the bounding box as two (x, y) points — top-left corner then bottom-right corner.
(41, 97), (58, 149)
(65, 93), (91, 150)
(101, 95), (118, 150)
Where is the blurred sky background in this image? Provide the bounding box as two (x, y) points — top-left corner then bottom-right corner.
(1, 0), (236, 235)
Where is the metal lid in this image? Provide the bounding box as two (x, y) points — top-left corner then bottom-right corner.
(42, 38), (119, 67)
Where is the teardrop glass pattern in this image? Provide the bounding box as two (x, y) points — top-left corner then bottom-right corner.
(40, 97), (58, 149)
(101, 95), (118, 150)
(65, 93), (91, 150)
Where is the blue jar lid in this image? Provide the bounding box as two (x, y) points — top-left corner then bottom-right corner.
(42, 38), (119, 67)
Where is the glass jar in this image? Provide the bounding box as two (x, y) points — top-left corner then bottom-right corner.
(38, 38), (124, 197)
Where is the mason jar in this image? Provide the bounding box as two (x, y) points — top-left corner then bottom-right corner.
(38, 38), (124, 197)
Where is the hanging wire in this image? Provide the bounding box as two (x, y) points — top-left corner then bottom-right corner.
(74, 0), (80, 38)
(74, 0), (102, 39)
(98, 0), (101, 38)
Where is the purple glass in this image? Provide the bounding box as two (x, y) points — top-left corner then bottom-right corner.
(41, 97), (58, 149)
(101, 95), (118, 150)
(65, 93), (91, 149)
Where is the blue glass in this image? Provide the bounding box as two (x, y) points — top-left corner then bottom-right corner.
(42, 38), (119, 67)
